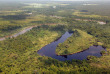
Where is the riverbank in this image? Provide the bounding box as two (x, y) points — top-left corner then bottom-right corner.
(37, 31), (106, 61)
(56, 29), (98, 55)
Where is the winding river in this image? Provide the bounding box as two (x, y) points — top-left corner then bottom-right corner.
(0, 26), (37, 41)
(0, 25), (106, 61)
(38, 32), (106, 61)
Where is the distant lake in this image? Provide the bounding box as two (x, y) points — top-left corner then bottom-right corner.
(38, 32), (106, 61)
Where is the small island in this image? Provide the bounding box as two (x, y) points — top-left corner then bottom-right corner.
(56, 29), (97, 55)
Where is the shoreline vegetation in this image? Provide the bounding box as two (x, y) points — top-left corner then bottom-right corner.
(56, 45), (105, 56)
(56, 29), (100, 55)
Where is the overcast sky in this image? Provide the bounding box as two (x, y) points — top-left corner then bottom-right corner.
(0, 0), (110, 2)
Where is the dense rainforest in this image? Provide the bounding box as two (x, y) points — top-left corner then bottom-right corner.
(0, 1), (110, 74)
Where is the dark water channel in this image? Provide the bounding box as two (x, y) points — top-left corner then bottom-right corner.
(38, 32), (106, 61)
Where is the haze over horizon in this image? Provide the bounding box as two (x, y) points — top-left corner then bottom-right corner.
(0, 0), (110, 2)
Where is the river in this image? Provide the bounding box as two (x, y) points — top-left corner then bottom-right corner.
(0, 26), (106, 61)
(38, 32), (106, 61)
(0, 26), (37, 41)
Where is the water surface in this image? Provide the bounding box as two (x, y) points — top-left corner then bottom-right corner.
(0, 26), (35, 41)
(38, 32), (106, 61)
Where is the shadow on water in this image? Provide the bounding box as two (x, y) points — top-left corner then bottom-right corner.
(38, 32), (106, 61)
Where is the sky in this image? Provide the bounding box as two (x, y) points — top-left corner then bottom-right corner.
(0, 0), (110, 1)
(52, 0), (88, 1)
